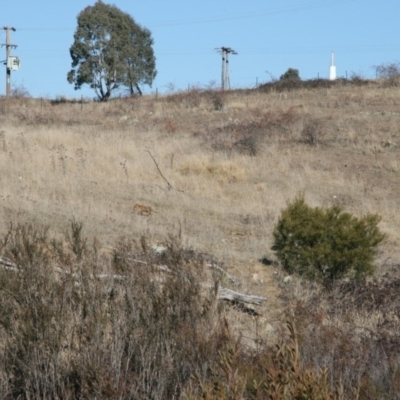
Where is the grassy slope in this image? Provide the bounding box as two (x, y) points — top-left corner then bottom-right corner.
(0, 83), (399, 318)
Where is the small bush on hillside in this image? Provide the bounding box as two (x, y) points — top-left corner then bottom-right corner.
(280, 67), (301, 81)
(209, 91), (225, 111)
(188, 321), (337, 399)
(11, 84), (30, 98)
(272, 195), (385, 282)
(301, 117), (325, 146)
(374, 62), (400, 87)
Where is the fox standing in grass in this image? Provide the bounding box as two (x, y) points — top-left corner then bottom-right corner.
(133, 204), (153, 216)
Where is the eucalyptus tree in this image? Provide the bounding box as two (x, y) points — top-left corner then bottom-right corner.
(67, 1), (156, 101)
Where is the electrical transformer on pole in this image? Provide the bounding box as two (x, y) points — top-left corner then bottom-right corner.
(2, 27), (20, 96)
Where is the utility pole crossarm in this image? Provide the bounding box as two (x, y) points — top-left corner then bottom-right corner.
(215, 46), (238, 90)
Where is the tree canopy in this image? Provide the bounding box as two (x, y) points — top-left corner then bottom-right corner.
(279, 68), (301, 81)
(67, 1), (156, 101)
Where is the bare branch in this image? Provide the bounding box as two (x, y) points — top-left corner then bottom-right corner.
(145, 150), (184, 193)
(206, 263), (239, 285)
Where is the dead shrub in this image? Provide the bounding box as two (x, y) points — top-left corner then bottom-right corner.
(1, 223), (51, 268)
(11, 84), (31, 99)
(202, 108), (301, 155)
(0, 223), (228, 399)
(163, 117), (178, 133)
(208, 91), (225, 111)
(187, 321), (337, 399)
(301, 117), (326, 146)
(164, 88), (203, 109)
(232, 136), (257, 156)
(279, 274), (400, 399)
(374, 62), (400, 87)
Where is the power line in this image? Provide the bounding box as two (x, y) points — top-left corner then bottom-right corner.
(18, 28), (72, 31)
(149, 0), (355, 27)
(14, 44), (399, 62)
(16, 0), (354, 31)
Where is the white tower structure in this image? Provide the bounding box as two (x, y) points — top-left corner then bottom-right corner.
(329, 52), (337, 81)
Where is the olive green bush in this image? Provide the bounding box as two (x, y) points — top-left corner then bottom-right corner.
(279, 67), (301, 81)
(272, 195), (386, 282)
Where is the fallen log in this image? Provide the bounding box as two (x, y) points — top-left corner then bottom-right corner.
(0, 256), (266, 307)
(217, 287), (267, 306)
(0, 256), (19, 272)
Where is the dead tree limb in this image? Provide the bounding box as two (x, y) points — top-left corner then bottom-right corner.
(207, 263), (239, 285)
(145, 150), (184, 193)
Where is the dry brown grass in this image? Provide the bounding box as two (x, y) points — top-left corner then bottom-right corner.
(1, 83), (400, 304)
(1, 84), (399, 261)
(0, 81), (400, 397)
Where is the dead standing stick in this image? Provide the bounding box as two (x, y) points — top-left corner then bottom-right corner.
(145, 150), (184, 193)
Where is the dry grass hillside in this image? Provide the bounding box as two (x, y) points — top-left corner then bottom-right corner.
(1, 83), (400, 286)
(0, 80), (399, 398)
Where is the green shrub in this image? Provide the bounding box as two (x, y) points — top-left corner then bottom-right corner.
(280, 67), (301, 81)
(272, 195), (386, 282)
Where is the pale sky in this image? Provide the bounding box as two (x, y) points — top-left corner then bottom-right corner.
(1, 0), (399, 99)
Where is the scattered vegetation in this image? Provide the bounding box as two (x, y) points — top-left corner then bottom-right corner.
(258, 77), (371, 92)
(374, 61), (400, 87)
(188, 320), (337, 399)
(0, 222), (225, 398)
(1, 222), (399, 399)
(11, 84), (31, 98)
(300, 117), (326, 146)
(272, 195), (386, 283)
(279, 265), (400, 400)
(0, 79), (400, 398)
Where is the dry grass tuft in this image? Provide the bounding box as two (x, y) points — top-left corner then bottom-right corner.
(178, 156), (247, 184)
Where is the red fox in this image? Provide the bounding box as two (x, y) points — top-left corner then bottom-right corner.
(133, 204), (153, 216)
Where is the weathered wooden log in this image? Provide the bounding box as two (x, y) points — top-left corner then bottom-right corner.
(217, 287), (267, 306)
(0, 256), (18, 272)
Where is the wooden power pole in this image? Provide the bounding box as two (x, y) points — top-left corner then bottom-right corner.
(216, 47), (237, 90)
(2, 27), (17, 97)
